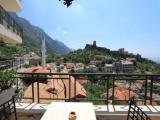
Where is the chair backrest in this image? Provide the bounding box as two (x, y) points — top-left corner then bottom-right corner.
(0, 96), (17, 120)
(127, 97), (151, 120)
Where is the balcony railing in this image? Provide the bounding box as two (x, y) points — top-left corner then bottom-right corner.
(14, 73), (160, 105)
(0, 6), (23, 38)
(0, 59), (26, 71)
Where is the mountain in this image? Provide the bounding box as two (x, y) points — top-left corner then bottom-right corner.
(10, 13), (71, 54)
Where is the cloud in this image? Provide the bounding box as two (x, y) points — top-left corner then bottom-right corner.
(55, 27), (69, 35)
(75, 4), (80, 8)
(62, 31), (69, 34)
(56, 27), (61, 31)
(70, 3), (85, 15)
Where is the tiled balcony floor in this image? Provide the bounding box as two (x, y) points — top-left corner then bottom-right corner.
(15, 101), (160, 120)
(16, 102), (160, 115)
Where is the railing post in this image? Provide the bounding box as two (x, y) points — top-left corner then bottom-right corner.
(20, 58), (22, 69)
(129, 79), (131, 101)
(144, 75), (148, 105)
(11, 60), (13, 70)
(31, 74), (34, 102)
(16, 77), (19, 91)
(106, 76), (109, 105)
(37, 74), (40, 103)
(112, 75), (115, 105)
(12, 96), (18, 120)
(150, 76), (153, 105)
(74, 76), (77, 101)
(69, 75), (71, 101)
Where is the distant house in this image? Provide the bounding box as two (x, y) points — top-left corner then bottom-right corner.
(66, 63), (75, 70)
(114, 62), (122, 72)
(104, 64), (114, 73)
(74, 67), (84, 73)
(88, 65), (97, 72)
(90, 60), (102, 66)
(58, 57), (65, 64)
(74, 63), (84, 72)
(75, 63), (84, 68)
(121, 61), (134, 72)
(114, 60), (134, 73)
(126, 58), (137, 63)
(25, 54), (41, 66)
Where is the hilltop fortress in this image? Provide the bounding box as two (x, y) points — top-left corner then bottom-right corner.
(85, 41), (142, 59)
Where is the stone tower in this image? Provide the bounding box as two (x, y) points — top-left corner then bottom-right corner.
(93, 41), (96, 47)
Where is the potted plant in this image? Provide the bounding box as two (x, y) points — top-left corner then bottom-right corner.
(0, 70), (16, 105)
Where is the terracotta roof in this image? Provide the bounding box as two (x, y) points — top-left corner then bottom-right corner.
(22, 66), (86, 103)
(23, 75), (86, 103)
(65, 76), (86, 99)
(77, 79), (91, 85)
(24, 66), (51, 73)
(109, 87), (136, 100)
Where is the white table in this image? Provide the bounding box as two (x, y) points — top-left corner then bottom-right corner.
(41, 102), (96, 120)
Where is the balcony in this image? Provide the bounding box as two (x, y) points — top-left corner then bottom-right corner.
(0, 6), (22, 44)
(2, 73), (157, 120)
(0, 0), (22, 12)
(0, 58), (28, 71)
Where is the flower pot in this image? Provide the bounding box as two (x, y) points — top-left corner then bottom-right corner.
(0, 87), (16, 105)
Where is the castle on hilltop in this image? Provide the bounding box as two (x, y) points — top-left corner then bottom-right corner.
(85, 41), (142, 59)
(85, 41), (111, 53)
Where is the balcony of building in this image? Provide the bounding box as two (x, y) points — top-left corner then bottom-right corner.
(0, 58), (29, 71)
(0, 73), (159, 120)
(0, 0), (22, 12)
(0, 6), (23, 44)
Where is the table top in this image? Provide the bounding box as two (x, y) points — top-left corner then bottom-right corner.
(41, 102), (96, 120)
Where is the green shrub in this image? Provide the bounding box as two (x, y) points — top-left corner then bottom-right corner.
(0, 70), (16, 92)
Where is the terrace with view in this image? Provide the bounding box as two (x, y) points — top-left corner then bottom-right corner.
(1, 0), (160, 120)
(4, 66), (160, 120)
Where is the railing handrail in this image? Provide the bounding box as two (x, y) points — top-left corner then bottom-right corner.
(14, 72), (160, 105)
(17, 72), (160, 76)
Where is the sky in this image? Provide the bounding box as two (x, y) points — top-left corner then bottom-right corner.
(18, 0), (160, 62)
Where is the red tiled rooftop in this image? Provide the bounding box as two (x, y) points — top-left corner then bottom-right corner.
(23, 67), (86, 103)
(24, 66), (51, 73)
(109, 87), (136, 100)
